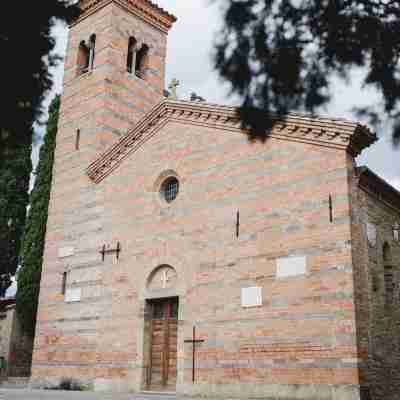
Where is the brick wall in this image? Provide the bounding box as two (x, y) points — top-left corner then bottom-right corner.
(31, 0), (170, 391)
(33, 112), (363, 399)
(99, 121), (360, 398)
(31, 1), (379, 399)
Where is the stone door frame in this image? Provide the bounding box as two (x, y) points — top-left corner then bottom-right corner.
(136, 259), (187, 393)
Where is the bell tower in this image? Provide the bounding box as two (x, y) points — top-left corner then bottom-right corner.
(60, 0), (176, 158)
(31, 0), (175, 391)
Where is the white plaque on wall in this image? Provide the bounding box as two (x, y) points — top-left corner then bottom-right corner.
(58, 246), (75, 259)
(241, 287), (262, 308)
(65, 288), (81, 303)
(367, 223), (377, 247)
(276, 256), (307, 279)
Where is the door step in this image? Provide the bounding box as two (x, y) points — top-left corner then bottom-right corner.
(0, 376), (30, 389)
(140, 390), (176, 396)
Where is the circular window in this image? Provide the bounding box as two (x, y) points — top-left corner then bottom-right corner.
(160, 177), (179, 203)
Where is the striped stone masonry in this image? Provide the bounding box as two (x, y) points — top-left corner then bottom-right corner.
(31, 1), (400, 400)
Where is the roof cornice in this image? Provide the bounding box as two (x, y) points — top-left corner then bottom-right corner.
(86, 100), (377, 184)
(75, 0), (176, 33)
(357, 167), (400, 212)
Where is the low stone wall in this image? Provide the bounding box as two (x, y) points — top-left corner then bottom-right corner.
(0, 298), (33, 378)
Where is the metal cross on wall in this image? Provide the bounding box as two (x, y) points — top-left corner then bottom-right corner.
(184, 326), (205, 383)
(99, 242), (121, 262)
(329, 195), (334, 223)
(236, 210), (240, 238)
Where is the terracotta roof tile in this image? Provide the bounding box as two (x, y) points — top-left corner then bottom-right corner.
(79, 0), (176, 31)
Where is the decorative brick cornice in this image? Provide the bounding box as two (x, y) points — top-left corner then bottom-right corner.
(76, 0), (176, 33)
(86, 100), (377, 183)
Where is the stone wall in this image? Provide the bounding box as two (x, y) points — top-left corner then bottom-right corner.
(350, 168), (400, 400)
(0, 301), (33, 378)
(0, 302), (14, 377)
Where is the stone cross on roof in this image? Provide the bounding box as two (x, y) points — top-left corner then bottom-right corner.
(168, 78), (180, 100)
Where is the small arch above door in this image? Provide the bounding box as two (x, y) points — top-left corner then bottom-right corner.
(147, 265), (177, 292)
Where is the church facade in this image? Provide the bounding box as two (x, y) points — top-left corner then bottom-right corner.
(30, 1), (400, 399)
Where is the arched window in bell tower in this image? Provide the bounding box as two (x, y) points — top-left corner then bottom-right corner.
(127, 37), (137, 74)
(89, 34), (96, 70)
(135, 44), (149, 79)
(77, 40), (90, 76)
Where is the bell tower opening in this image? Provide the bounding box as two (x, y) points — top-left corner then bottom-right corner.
(135, 44), (149, 79)
(77, 40), (90, 76)
(127, 37), (137, 74)
(62, 0), (176, 158)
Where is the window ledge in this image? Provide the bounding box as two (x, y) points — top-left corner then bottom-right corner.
(76, 70), (93, 81)
(126, 71), (147, 82)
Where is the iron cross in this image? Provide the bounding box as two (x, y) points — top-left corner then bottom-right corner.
(99, 242), (121, 262)
(236, 210), (240, 238)
(184, 326), (205, 383)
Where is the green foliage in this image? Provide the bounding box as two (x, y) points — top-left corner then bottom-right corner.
(216, 0), (400, 144)
(44, 377), (86, 391)
(0, 129), (32, 296)
(0, 0), (79, 294)
(58, 378), (85, 391)
(0, 1), (79, 137)
(44, 377), (87, 391)
(16, 96), (60, 337)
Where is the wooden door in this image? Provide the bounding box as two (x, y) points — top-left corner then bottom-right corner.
(148, 298), (178, 391)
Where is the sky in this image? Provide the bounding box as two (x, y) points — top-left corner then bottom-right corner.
(34, 0), (399, 190)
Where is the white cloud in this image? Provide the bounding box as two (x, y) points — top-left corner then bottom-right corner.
(390, 179), (400, 191)
(5, 276), (17, 298)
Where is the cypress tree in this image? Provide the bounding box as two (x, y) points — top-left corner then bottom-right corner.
(16, 96), (60, 337)
(0, 1), (79, 294)
(0, 130), (32, 297)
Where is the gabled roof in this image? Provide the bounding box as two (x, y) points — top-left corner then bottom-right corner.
(77, 0), (176, 32)
(357, 167), (400, 211)
(86, 100), (377, 184)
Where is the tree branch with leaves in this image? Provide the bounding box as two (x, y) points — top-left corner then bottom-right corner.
(0, 0), (79, 294)
(215, 0), (400, 144)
